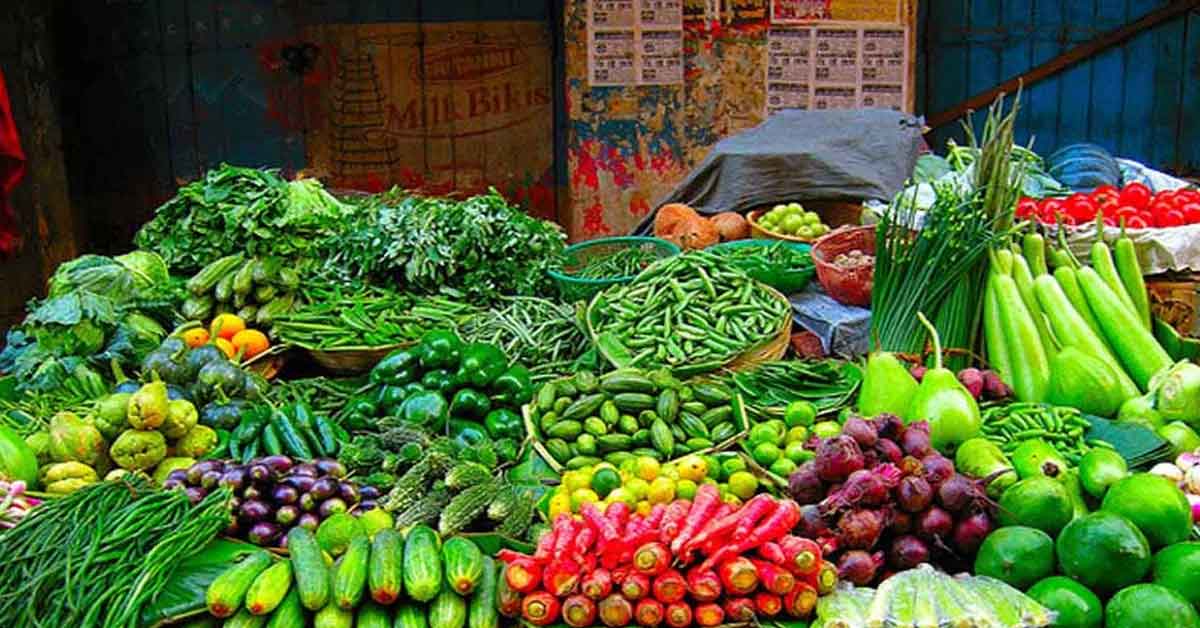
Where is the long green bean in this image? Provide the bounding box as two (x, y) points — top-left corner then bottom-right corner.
(719, 359), (863, 416)
(561, 245), (659, 279)
(458, 296), (590, 381)
(274, 285), (478, 349)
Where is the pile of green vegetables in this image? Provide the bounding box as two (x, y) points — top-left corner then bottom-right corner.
(558, 245), (661, 279)
(590, 251), (790, 374)
(274, 286), (479, 350)
(721, 359), (862, 419)
(181, 253), (302, 327)
(135, 164), (351, 273)
(458, 296), (590, 381)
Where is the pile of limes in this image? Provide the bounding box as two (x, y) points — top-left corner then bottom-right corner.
(757, 202), (830, 240)
(743, 400), (841, 477)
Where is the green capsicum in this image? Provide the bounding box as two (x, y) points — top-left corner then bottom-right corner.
(457, 342), (508, 388)
(375, 385), (409, 411)
(492, 437), (519, 462)
(421, 369), (456, 394)
(491, 364), (534, 405)
(371, 348), (420, 385)
(450, 388), (492, 419)
(418, 329), (463, 370)
(484, 408), (524, 441)
(401, 382), (429, 398)
(399, 391), (449, 432)
(450, 420), (489, 450)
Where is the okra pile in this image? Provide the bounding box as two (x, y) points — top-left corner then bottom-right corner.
(981, 402), (1093, 463)
(530, 368), (743, 469)
(590, 251), (791, 373)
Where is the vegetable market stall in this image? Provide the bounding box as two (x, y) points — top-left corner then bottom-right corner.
(0, 93), (1199, 628)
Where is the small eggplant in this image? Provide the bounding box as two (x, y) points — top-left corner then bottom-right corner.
(272, 484), (299, 505)
(248, 464), (272, 484)
(219, 468), (248, 492)
(185, 486), (208, 505)
(292, 463), (318, 477)
(338, 482), (360, 504)
(247, 521), (281, 546)
(284, 474), (316, 493)
(357, 500), (378, 513)
(239, 499), (272, 522)
(166, 469), (189, 484)
(200, 470), (223, 490)
(297, 512), (321, 531)
(163, 478), (185, 491)
(315, 458), (347, 478)
(299, 492), (319, 512)
(359, 485), (382, 501)
(309, 477), (337, 501)
(275, 504), (301, 525)
(187, 460), (223, 485)
(318, 497), (348, 518)
(242, 485), (264, 501)
(259, 455), (294, 473)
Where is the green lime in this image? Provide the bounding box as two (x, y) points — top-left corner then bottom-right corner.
(752, 442), (781, 467)
(769, 458), (797, 477)
(1153, 542), (1200, 609)
(675, 479), (698, 500)
(1102, 473), (1192, 549)
(590, 468), (621, 499)
(357, 508), (394, 539)
(785, 441), (810, 463)
(316, 513), (366, 557)
(728, 471), (758, 500)
(721, 456), (748, 478)
(974, 526), (1055, 590)
(748, 423), (781, 447)
(784, 401), (816, 427)
(785, 426), (810, 444)
(702, 455), (723, 481)
(812, 421), (841, 439)
(998, 477), (1073, 536)
(1106, 584), (1200, 628)
(1057, 511), (1151, 596)
(1026, 576), (1102, 628)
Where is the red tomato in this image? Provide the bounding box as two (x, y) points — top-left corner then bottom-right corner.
(1066, 199), (1097, 222)
(1015, 198), (1039, 219)
(1115, 205), (1139, 220)
(1103, 215), (1118, 227)
(1092, 184), (1119, 197)
(1182, 203), (1200, 224)
(1119, 182), (1151, 209)
(1067, 192), (1091, 205)
(1059, 214), (1079, 227)
(1126, 215), (1149, 229)
(1175, 189), (1200, 205)
(1155, 191), (1177, 207)
(1094, 194), (1119, 209)
(1150, 201), (1176, 221)
(1161, 209), (1186, 227)
(1138, 211), (1156, 227)
(1040, 198), (1064, 216)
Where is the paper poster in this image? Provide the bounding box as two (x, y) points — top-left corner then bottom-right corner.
(860, 84), (904, 109)
(766, 27), (812, 83)
(813, 27), (859, 85)
(812, 86), (857, 110)
(771, 0), (902, 24)
(766, 81), (810, 115)
(588, 0), (683, 86)
(766, 24), (908, 115)
(861, 28), (905, 84)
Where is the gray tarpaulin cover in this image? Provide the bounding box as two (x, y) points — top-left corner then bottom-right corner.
(633, 108), (925, 234)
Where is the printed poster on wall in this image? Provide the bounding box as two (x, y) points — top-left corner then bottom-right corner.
(770, 0), (902, 24)
(765, 24), (908, 115)
(588, 0), (683, 86)
(301, 22), (554, 212)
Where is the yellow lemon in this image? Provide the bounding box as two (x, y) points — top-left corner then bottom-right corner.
(648, 476), (676, 504)
(635, 456), (661, 481)
(549, 492), (572, 518)
(675, 479), (698, 500)
(635, 500), (653, 517)
(728, 471), (759, 500)
(625, 477), (650, 500)
(607, 487), (637, 507)
(570, 488), (600, 511)
(677, 455), (708, 482)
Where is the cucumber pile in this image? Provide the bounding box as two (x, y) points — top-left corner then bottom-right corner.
(182, 254), (301, 328)
(530, 368), (744, 470)
(205, 525), (500, 628)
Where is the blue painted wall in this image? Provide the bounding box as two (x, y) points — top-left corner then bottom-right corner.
(921, 1), (1200, 176)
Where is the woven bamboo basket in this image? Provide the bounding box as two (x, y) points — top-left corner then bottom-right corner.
(586, 283), (792, 377)
(306, 343), (408, 376)
(242, 345), (287, 380)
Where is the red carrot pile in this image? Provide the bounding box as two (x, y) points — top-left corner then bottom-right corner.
(497, 486), (836, 627)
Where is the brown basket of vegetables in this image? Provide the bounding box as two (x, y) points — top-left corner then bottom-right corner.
(306, 344), (408, 376)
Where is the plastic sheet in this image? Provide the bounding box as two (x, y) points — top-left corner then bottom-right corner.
(789, 283), (871, 358)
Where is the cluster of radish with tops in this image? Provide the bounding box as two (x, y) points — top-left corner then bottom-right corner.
(787, 416), (999, 586)
(495, 485), (836, 627)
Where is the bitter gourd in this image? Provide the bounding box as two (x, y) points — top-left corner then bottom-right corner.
(394, 487), (451, 530)
(486, 484), (518, 521)
(444, 462), (493, 490)
(495, 488), (535, 538)
(438, 481), (497, 536)
(382, 451), (452, 513)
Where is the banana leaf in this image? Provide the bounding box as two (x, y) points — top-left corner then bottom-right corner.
(140, 538), (264, 627)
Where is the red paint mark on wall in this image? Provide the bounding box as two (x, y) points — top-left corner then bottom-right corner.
(583, 200), (613, 236)
(573, 143), (600, 189)
(630, 194), (650, 216)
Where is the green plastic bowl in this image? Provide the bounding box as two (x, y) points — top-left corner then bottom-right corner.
(549, 236), (681, 302)
(709, 239), (815, 294)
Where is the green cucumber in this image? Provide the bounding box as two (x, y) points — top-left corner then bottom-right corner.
(356, 600), (393, 628)
(264, 588), (305, 628)
(272, 411), (313, 460)
(333, 535), (370, 609)
(679, 413), (710, 439)
(245, 560), (292, 615)
(694, 383), (732, 405)
(650, 418), (674, 458)
(545, 420), (583, 440)
(206, 550), (272, 618)
(429, 588), (468, 628)
(468, 557), (500, 628)
(224, 608), (268, 628)
(287, 527), (331, 611)
(442, 537), (485, 595)
(314, 604), (354, 628)
(403, 524), (443, 602)
(396, 601), (429, 628)
(369, 528), (405, 604)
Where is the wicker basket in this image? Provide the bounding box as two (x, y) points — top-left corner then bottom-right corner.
(242, 345), (287, 380)
(549, 236), (681, 302)
(306, 344), (408, 376)
(747, 201), (864, 243)
(586, 283), (792, 376)
(812, 225), (875, 307)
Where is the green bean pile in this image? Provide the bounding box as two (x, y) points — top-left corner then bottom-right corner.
(591, 251), (790, 373)
(459, 296), (590, 381)
(0, 478), (231, 627)
(981, 402), (1095, 464)
(267, 376), (363, 416)
(274, 285), (478, 349)
(712, 241), (814, 269)
(563, 245), (660, 279)
(723, 359), (862, 416)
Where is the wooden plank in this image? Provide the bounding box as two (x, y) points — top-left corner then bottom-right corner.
(1178, 9), (1200, 173)
(1026, 0), (1065, 153)
(1086, 0), (1129, 153)
(1054, 0), (1095, 147)
(1119, 0), (1160, 158)
(926, 0), (1200, 129)
(1150, 9), (1186, 170)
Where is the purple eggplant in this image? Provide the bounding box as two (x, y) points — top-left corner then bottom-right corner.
(357, 500), (378, 513)
(309, 477), (337, 501)
(272, 484), (299, 505)
(275, 504), (301, 525)
(292, 463), (318, 477)
(247, 521), (281, 546)
(186, 460), (223, 485)
(297, 512), (321, 531)
(359, 485), (382, 501)
(299, 492), (319, 512)
(184, 486), (208, 505)
(259, 455), (294, 473)
(219, 468), (248, 491)
(239, 499), (272, 522)
(224, 517), (240, 537)
(338, 482), (360, 504)
(200, 470), (223, 490)
(166, 469), (189, 484)
(284, 474), (316, 493)
(315, 458), (347, 478)
(248, 464), (273, 484)
(242, 485), (264, 501)
(163, 478), (186, 491)
(319, 497), (348, 518)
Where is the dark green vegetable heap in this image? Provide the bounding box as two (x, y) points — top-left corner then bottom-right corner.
(134, 164), (350, 273)
(590, 251), (790, 374)
(0, 477), (231, 627)
(458, 296), (590, 382)
(341, 330), (532, 463)
(721, 359), (863, 419)
(559, 245), (660, 279)
(181, 254), (302, 328)
(0, 252), (176, 394)
(208, 401), (349, 464)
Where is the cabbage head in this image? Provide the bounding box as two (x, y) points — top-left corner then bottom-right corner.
(1153, 360), (1200, 427)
